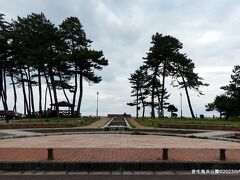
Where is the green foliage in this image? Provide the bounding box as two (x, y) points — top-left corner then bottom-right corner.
(167, 104), (178, 117)
(129, 33), (207, 119)
(206, 65), (240, 119)
(14, 117), (96, 127)
(136, 117), (240, 127)
(0, 12), (109, 117)
(127, 120), (136, 128)
(59, 16), (108, 115)
(0, 13), (11, 112)
(144, 33), (183, 68)
(167, 104), (178, 112)
(127, 65), (150, 117)
(143, 33), (183, 118)
(173, 53), (208, 94)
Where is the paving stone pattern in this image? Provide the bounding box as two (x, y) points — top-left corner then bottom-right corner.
(0, 148), (239, 162)
(0, 134), (239, 148)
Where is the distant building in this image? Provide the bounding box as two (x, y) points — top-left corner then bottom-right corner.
(50, 101), (76, 117)
(108, 113), (131, 118)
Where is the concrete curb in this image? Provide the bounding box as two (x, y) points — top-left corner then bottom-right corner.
(0, 161), (240, 171)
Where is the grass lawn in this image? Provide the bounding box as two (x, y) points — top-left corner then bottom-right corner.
(12, 117), (97, 127)
(136, 117), (240, 127)
(126, 119), (136, 128)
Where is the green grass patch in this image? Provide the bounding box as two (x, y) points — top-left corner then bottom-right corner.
(13, 117), (97, 127)
(127, 120), (136, 128)
(136, 117), (240, 127)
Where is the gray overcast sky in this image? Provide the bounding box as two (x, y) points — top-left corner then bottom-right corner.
(1, 0), (240, 117)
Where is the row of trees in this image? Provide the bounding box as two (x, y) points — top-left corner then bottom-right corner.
(206, 65), (240, 119)
(128, 33), (208, 118)
(0, 13), (108, 117)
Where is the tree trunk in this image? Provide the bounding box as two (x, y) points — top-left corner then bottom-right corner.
(1, 89), (8, 111)
(20, 69), (30, 116)
(142, 104), (145, 118)
(3, 69), (7, 102)
(27, 67), (35, 115)
(0, 69), (2, 99)
(2, 69), (8, 111)
(160, 63), (166, 117)
(76, 73), (83, 116)
(24, 101), (26, 115)
(140, 89), (145, 118)
(10, 72), (17, 112)
(38, 69), (42, 115)
(58, 72), (70, 103)
(225, 108), (232, 120)
(156, 86), (162, 118)
(72, 65), (78, 115)
(181, 74), (195, 119)
(0, 69), (7, 110)
(24, 69), (32, 116)
(43, 71), (53, 109)
(63, 87), (70, 103)
(44, 84), (48, 112)
(0, 70), (7, 111)
(28, 78), (31, 116)
(151, 67), (158, 118)
(48, 67), (59, 116)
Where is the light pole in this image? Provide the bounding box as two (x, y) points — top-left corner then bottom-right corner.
(180, 92), (182, 118)
(96, 91), (99, 118)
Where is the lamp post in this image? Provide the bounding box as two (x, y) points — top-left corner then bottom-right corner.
(180, 92), (182, 118)
(96, 91), (99, 118)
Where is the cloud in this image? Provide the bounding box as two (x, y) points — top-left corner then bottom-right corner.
(196, 30), (223, 45)
(1, 0), (240, 117)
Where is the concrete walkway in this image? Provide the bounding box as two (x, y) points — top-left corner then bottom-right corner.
(189, 131), (235, 138)
(0, 129), (43, 137)
(0, 118), (110, 138)
(79, 117), (110, 128)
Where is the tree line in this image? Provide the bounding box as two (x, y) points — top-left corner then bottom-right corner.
(128, 33), (208, 118)
(206, 65), (240, 119)
(0, 13), (108, 117)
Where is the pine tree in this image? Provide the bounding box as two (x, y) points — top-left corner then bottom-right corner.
(173, 53), (208, 118)
(0, 13), (10, 115)
(143, 33), (182, 118)
(206, 65), (240, 119)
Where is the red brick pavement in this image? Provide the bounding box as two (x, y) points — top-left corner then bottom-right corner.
(0, 148), (239, 162)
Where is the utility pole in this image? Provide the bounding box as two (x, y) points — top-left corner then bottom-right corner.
(180, 92), (183, 118)
(96, 91), (99, 118)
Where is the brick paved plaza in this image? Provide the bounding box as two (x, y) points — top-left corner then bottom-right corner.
(0, 134), (239, 148)
(0, 134), (239, 162)
(0, 148), (240, 162)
